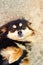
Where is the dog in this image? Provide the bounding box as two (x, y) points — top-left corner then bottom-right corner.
(0, 19), (34, 65)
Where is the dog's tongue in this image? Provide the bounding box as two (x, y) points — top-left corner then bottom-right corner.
(1, 47), (23, 64)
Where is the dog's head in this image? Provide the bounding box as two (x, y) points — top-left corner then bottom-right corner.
(0, 19), (34, 41)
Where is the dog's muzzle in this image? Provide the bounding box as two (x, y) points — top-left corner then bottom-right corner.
(18, 30), (23, 37)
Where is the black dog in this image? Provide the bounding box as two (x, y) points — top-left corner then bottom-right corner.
(0, 19), (34, 65)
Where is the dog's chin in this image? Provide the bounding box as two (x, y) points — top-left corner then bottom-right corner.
(9, 36), (25, 41)
(15, 37), (25, 41)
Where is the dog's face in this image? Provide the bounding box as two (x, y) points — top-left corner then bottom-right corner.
(0, 19), (34, 41)
(7, 19), (34, 41)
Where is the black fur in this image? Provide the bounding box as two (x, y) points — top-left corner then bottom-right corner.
(0, 19), (32, 65)
(0, 37), (29, 65)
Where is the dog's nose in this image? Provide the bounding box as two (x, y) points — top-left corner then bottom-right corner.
(18, 31), (22, 37)
(18, 31), (22, 35)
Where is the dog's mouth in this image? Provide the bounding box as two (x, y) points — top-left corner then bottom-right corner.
(18, 33), (23, 38)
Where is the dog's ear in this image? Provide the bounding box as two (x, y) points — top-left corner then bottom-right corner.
(0, 22), (10, 34)
(28, 22), (31, 25)
(0, 24), (8, 38)
(0, 26), (7, 33)
(26, 21), (35, 35)
(27, 20), (32, 25)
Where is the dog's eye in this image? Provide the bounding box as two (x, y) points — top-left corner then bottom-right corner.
(10, 28), (15, 32)
(22, 26), (26, 30)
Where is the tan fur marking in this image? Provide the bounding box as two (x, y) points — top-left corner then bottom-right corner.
(22, 59), (30, 65)
(1, 47), (23, 64)
(19, 23), (22, 27)
(13, 25), (16, 28)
